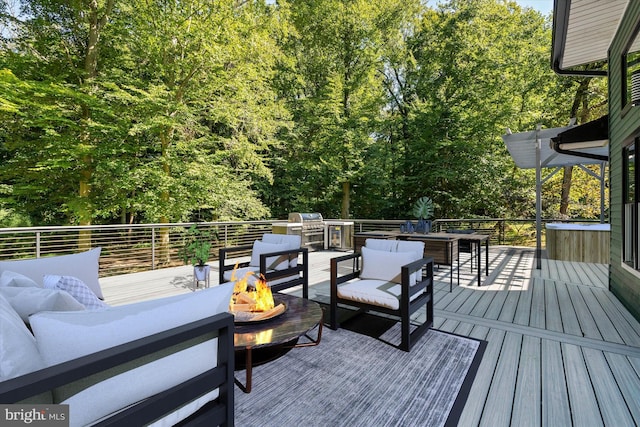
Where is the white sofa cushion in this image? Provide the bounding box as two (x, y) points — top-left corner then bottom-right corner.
(262, 234), (302, 267)
(0, 270), (41, 288)
(29, 282), (234, 427)
(0, 293), (45, 381)
(0, 286), (85, 323)
(0, 248), (103, 299)
(360, 247), (419, 284)
(249, 240), (290, 270)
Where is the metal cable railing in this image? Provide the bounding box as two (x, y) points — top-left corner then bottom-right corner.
(0, 218), (600, 277)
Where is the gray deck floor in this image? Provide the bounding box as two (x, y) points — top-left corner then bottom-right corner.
(100, 246), (640, 426)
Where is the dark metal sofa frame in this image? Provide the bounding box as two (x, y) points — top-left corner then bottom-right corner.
(0, 312), (235, 427)
(219, 245), (309, 298)
(329, 253), (434, 352)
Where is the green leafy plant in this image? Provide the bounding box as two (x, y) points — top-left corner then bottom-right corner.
(411, 196), (434, 220)
(180, 224), (216, 266)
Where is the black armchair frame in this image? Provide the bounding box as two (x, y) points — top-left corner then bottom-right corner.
(219, 245), (309, 298)
(329, 253), (434, 352)
(0, 313), (235, 427)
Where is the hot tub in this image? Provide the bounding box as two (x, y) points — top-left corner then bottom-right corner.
(545, 223), (610, 263)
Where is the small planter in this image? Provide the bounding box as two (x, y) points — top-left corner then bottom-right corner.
(194, 264), (211, 288)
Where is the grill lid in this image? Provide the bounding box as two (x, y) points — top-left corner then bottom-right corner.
(288, 212), (323, 223)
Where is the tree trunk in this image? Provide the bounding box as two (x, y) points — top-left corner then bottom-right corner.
(560, 165), (573, 216)
(341, 181), (350, 219)
(158, 131), (172, 265)
(77, 0), (115, 249)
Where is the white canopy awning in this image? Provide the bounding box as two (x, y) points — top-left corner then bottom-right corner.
(502, 121), (608, 169)
(502, 120), (608, 270)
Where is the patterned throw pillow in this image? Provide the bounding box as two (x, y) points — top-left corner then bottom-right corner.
(43, 275), (108, 310)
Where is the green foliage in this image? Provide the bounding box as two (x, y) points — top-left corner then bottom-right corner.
(411, 196), (434, 220)
(179, 225), (216, 266)
(0, 0), (607, 226)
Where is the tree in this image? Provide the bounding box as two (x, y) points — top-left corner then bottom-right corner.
(276, 0), (414, 218)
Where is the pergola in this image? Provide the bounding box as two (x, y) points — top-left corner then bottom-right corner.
(502, 117), (609, 268)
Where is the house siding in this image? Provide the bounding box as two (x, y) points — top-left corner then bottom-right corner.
(609, 2), (640, 321)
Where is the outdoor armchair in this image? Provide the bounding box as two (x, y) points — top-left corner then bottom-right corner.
(219, 233), (309, 298)
(329, 238), (434, 351)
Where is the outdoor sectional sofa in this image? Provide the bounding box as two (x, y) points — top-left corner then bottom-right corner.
(0, 249), (235, 426)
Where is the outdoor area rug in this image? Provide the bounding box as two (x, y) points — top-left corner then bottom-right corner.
(234, 325), (486, 427)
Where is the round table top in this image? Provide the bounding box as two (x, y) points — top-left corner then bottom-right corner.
(233, 293), (323, 350)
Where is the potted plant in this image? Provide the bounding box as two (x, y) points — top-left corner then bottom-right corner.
(180, 224), (216, 285)
(411, 196), (434, 234)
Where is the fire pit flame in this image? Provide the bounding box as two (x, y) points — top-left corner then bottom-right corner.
(229, 265), (285, 322)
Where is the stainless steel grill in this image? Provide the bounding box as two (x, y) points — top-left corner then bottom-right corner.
(288, 212), (325, 250)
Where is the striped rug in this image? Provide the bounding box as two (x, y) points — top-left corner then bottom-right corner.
(235, 325), (485, 427)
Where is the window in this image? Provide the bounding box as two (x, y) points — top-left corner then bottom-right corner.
(624, 142), (638, 268)
(622, 21), (640, 109)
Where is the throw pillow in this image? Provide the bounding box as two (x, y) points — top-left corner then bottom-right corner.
(0, 293), (45, 381)
(0, 286), (85, 323)
(0, 248), (103, 299)
(249, 240), (290, 271)
(0, 270), (41, 288)
(360, 246), (418, 284)
(43, 275), (108, 310)
(29, 282), (234, 427)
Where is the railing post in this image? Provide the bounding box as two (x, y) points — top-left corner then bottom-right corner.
(151, 227), (156, 270)
(36, 232), (40, 258)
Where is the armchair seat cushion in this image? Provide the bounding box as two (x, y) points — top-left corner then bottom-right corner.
(337, 278), (426, 311)
(337, 279), (401, 310)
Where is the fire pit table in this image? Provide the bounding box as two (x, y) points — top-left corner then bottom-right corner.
(233, 293), (323, 393)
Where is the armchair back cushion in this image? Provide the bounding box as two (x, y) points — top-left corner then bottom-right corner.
(262, 233), (302, 267)
(249, 241), (290, 270)
(364, 238), (398, 252)
(360, 247), (419, 284)
(0, 248), (103, 299)
(29, 282), (234, 427)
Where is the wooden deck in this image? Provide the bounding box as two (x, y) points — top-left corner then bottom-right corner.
(100, 246), (640, 426)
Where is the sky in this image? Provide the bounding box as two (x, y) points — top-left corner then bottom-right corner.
(515, 0), (554, 15)
(424, 1), (554, 15)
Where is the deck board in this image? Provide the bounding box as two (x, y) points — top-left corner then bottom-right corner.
(99, 246), (640, 426)
(583, 347), (636, 426)
(565, 282), (603, 340)
(544, 280), (563, 333)
(541, 339), (572, 426)
(604, 352), (640, 425)
(511, 335), (542, 427)
(580, 286), (624, 344)
(554, 281), (583, 337)
(562, 343), (604, 426)
(480, 331), (522, 427)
